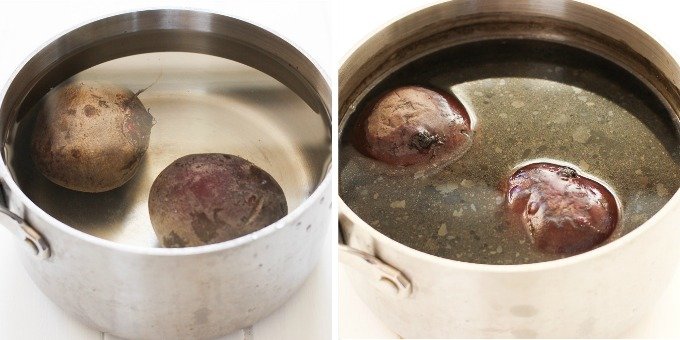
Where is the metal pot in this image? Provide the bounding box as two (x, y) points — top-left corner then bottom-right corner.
(339, 0), (680, 338)
(0, 9), (331, 340)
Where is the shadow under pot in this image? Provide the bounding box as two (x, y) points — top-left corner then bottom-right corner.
(0, 9), (331, 340)
(339, 0), (680, 338)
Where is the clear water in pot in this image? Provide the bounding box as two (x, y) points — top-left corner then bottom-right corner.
(6, 52), (330, 247)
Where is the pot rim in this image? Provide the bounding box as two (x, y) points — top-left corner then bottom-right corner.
(339, 0), (680, 272)
(0, 8), (332, 256)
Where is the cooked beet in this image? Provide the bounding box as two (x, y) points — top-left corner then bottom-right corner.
(31, 80), (153, 192)
(355, 86), (473, 166)
(148, 153), (288, 247)
(505, 162), (619, 254)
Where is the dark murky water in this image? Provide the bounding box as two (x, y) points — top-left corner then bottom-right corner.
(340, 40), (680, 264)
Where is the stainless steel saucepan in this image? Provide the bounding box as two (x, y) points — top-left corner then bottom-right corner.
(1, 9), (331, 339)
(339, 0), (680, 337)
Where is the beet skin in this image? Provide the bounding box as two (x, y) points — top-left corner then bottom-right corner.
(148, 153), (288, 247)
(505, 162), (619, 254)
(355, 86), (473, 167)
(31, 80), (153, 192)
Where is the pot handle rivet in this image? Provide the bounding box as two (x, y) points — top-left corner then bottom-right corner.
(339, 200), (412, 297)
(0, 206), (50, 259)
(0, 187), (50, 259)
(339, 244), (412, 298)
(340, 245), (412, 298)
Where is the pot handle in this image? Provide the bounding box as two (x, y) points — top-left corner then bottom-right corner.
(0, 181), (50, 259)
(339, 204), (412, 298)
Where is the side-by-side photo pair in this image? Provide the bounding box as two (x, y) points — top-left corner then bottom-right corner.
(0, 0), (679, 339)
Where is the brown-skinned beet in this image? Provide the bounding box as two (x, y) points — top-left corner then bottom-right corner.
(148, 153), (288, 248)
(355, 86), (473, 167)
(31, 80), (153, 192)
(504, 162), (619, 254)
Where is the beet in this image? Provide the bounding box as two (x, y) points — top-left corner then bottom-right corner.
(31, 80), (153, 192)
(504, 162), (619, 254)
(148, 153), (288, 247)
(355, 86), (473, 167)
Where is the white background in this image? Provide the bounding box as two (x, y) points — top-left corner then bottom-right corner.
(2, 0), (680, 339)
(336, 0), (680, 338)
(0, 1), (332, 340)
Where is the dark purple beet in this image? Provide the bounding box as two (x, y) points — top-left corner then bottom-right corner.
(505, 162), (619, 254)
(355, 86), (473, 167)
(148, 153), (287, 247)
